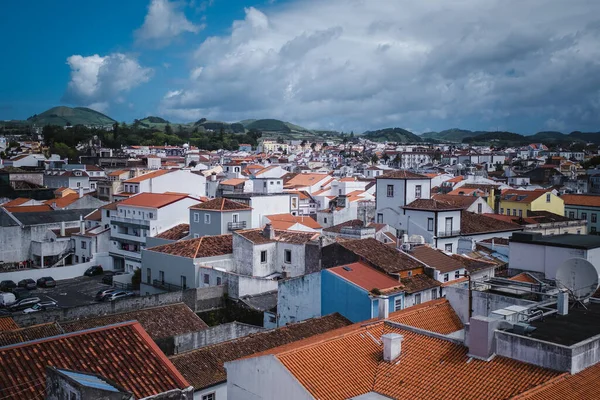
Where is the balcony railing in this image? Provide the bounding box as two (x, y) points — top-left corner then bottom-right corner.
(152, 279), (183, 292)
(437, 230), (461, 238)
(228, 221), (247, 231)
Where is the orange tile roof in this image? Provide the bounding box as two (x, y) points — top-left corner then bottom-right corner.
(266, 213), (321, 229)
(44, 193), (80, 208)
(448, 187), (482, 196)
(285, 173), (330, 187)
(220, 178), (247, 186)
(124, 169), (170, 183)
(447, 176), (465, 183)
(0, 322), (189, 399)
(0, 317), (18, 332)
(4, 205), (53, 213)
(509, 272), (538, 284)
(269, 220), (296, 230)
(256, 299), (559, 400)
(190, 198), (251, 211)
(254, 165), (278, 176)
(339, 177), (357, 182)
(513, 362), (599, 400)
(118, 193), (193, 209)
(329, 261), (403, 293)
(1, 198), (31, 207)
(108, 169), (130, 177)
(147, 234), (233, 258)
(387, 298), (463, 334)
(561, 194), (600, 208)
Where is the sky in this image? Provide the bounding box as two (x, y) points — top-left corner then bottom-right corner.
(1, 0), (600, 134)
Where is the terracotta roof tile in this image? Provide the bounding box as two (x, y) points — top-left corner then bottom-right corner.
(0, 317), (18, 332)
(169, 313), (351, 390)
(376, 170), (430, 180)
(0, 322), (189, 399)
(387, 298), (463, 333)
(61, 303), (207, 340)
(236, 228), (319, 245)
(155, 224), (190, 240)
(1, 198), (31, 207)
(329, 262), (403, 293)
(400, 273), (441, 293)
(4, 204), (53, 213)
(44, 193), (80, 208)
(220, 178), (247, 186)
(118, 193), (193, 209)
(266, 213), (322, 229)
(147, 234), (233, 258)
(0, 323), (63, 347)
(561, 194), (600, 208)
(124, 169), (170, 183)
(190, 198), (251, 211)
(404, 198), (465, 211)
(323, 219), (365, 233)
(285, 173), (330, 187)
(84, 209), (102, 221)
(338, 238), (425, 274)
(509, 272), (539, 284)
(432, 193), (479, 208)
(513, 362), (599, 400)
(410, 245), (464, 273)
(461, 211), (522, 234)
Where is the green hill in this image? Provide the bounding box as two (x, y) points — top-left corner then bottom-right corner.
(244, 119), (313, 134)
(27, 106), (115, 126)
(421, 129), (481, 142)
(362, 127), (422, 143)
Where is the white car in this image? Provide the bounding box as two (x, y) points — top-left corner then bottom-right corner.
(23, 300), (58, 314)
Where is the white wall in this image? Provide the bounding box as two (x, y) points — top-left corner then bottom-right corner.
(277, 272), (321, 327)
(0, 254), (113, 282)
(249, 195), (292, 228)
(193, 384), (226, 400)
(509, 242), (587, 279)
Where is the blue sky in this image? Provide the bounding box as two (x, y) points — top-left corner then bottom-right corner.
(1, 0), (600, 134)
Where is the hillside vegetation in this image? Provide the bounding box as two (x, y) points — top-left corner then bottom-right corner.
(362, 127), (422, 143)
(27, 106), (115, 126)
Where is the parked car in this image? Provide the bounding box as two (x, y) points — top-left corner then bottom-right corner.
(0, 280), (17, 292)
(0, 292), (16, 308)
(84, 265), (103, 277)
(18, 279), (37, 290)
(12, 288), (29, 300)
(22, 300), (58, 314)
(95, 288), (118, 301)
(37, 277), (56, 288)
(8, 297), (40, 311)
(104, 291), (134, 302)
(101, 271), (125, 285)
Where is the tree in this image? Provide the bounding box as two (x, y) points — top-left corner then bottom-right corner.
(188, 161), (197, 167)
(370, 154), (379, 164)
(310, 142), (317, 150)
(382, 153), (390, 163)
(165, 123), (173, 136)
(322, 142), (329, 147)
(277, 136), (285, 144)
(393, 154), (402, 166)
(300, 140), (308, 148)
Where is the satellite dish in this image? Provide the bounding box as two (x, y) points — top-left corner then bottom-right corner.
(555, 258), (600, 301)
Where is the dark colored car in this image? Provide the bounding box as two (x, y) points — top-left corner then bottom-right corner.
(84, 265), (103, 277)
(11, 288), (29, 300)
(101, 271), (124, 285)
(8, 297), (40, 311)
(18, 279), (37, 290)
(104, 291), (134, 302)
(95, 288), (118, 301)
(37, 277), (56, 288)
(0, 280), (17, 292)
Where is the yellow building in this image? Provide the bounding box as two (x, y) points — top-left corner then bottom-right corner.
(261, 140), (290, 153)
(499, 189), (564, 218)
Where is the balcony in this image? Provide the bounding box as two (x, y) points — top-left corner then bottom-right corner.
(152, 279), (183, 292)
(437, 230), (461, 238)
(111, 216), (150, 228)
(111, 231), (146, 243)
(228, 221), (247, 231)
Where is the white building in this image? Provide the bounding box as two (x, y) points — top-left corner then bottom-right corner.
(121, 169), (206, 198)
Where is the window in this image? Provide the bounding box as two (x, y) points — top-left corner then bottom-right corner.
(414, 293), (421, 305)
(593, 214), (597, 223)
(444, 273), (449, 282)
(518, 209), (523, 217)
(500, 208), (504, 214)
(427, 218), (434, 231)
(194, 234), (200, 238)
(203, 274), (210, 284)
(291, 197), (298, 209)
(513, 209), (517, 216)
(216, 277), (222, 286)
(270, 181), (273, 185)
(268, 315), (277, 323)
(159, 271), (165, 284)
(387, 184), (394, 197)
(261, 250), (267, 263)
(181, 276), (187, 290)
(415, 185), (422, 199)
(506, 209), (510, 215)
(146, 268), (151, 284)
(263, 182), (267, 188)
(394, 298), (402, 311)
(431, 289), (438, 300)
(149, 212), (154, 218)
(204, 214), (211, 224)
(202, 393), (216, 400)
(455, 270), (460, 279)
(477, 203), (482, 214)
(546, 193), (551, 202)
(407, 270), (412, 277)
(569, 211), (575, 219)
(81, 241), (86, 249)
(582, 212), (587, 220)
(377, 213), (383, 224)
(324, 217), (328, 224)
(194, 213), (200, 223)
(445, 243), (453, 252)
(284, 249), (292, 263)
(445, 217), (453, 234)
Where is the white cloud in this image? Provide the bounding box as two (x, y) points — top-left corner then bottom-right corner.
(136, 0), (203, 47)
(159, 1), (600, 132)
(63, 53), (152, 109)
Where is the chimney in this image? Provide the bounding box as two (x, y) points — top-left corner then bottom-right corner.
(211, 172), (217, 182)
(80, 216), (85, 235)
(60, 221), (65, 237)
(78, 186), (84, 198)
(382, 333), (404, 362)
(378, 296), (389, 319)
(263, 223), (275, 240)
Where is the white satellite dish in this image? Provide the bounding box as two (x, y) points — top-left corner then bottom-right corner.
(555, 258), (600, 301)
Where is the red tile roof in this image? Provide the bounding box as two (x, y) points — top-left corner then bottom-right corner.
(44, 193), (80, 208)
(404, 198), (465, 211)
(387, 298), (463, 334)
(400, 273), (441, 293)
(410, 245), (464, 273)
(265, 213), (321, 229)
(154, 224), (190, 240)
(190, 197), (251, 211)
(561, 194), (600, 208)
(124, 169), (170, 183)
(220, 178), (247, 186)
(461, 211), (522, 234)
(118, 193), (194, 209)
(337, 238), (426, 274)
(1, 198), (31, 207)
(376, 170), (430, 180)
(4, 204), (53, 213)
(513, 362), (599, 400)
(236, 228), (320, 244)
(509, 272), (539, 284)
(0, 323), (62, 347)
(0, 317), (18, 332)
(0, 322), (189, 399)
(329, 262), (403, 293)
(254, 299), (559, 400)
(147, 234), (233, 258)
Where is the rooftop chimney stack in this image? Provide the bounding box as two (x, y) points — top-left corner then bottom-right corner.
(78, 186), (84, 198)
(378, 296), (389, 319)
(60, 221), (65, 237)
(263, 223), (275, 240)
(80, 215), (85, 235)
(382, 333), (404, 362)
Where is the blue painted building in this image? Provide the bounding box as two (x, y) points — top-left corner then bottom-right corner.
(321, 261), (404, 323)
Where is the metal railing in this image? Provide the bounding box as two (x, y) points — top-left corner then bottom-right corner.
(437, 230), (461, 238)
(228, 221), (247, 231)
(152, 279), (183, 292)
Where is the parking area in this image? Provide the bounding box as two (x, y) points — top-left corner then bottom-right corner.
(3, 275), (113, 314)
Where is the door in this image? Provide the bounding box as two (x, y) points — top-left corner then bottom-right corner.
(232, 214), (239, 223)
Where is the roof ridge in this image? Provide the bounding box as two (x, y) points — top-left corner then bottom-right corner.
(194, 236), (204, 258)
